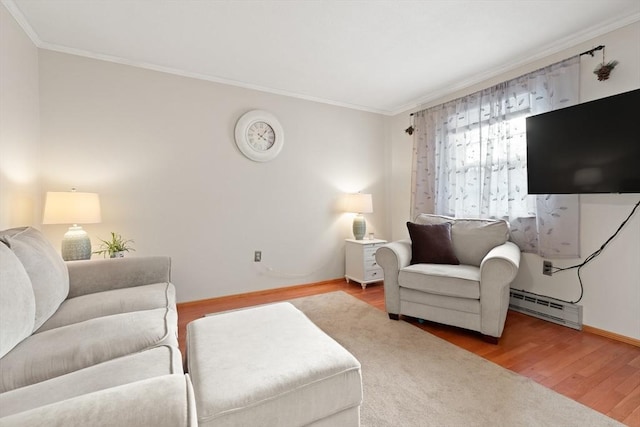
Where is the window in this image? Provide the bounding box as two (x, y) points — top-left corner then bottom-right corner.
(411, 56), (581, 257)
(430, 90), (535, 221)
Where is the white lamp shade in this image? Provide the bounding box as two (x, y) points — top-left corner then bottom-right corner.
(43, 192), (102, 224)
(344, 193), (373, 214)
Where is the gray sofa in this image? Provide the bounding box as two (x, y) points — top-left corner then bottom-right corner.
(0, 227), (197, 426)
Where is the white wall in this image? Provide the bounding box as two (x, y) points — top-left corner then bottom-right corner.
(389, 21), (640, 339)
(0, 4), (40, 229)
(38, 51), (388, 303)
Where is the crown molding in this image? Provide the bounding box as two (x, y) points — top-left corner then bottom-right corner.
(4, 0), (638, 117)
(392, 12), (640, 116)
(2, 0), (42, 45)
(37, 41), (391, 115)
(2, 0), (388, 115)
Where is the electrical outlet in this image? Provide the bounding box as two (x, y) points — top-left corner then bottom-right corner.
(254, 251), (262, 262)
(543, 260), (553, 276)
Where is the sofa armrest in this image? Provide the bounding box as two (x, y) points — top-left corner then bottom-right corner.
(375, 240), (412, 315)
(479, 241), (521, 337)
(0, 374), (196, 427)
(66, 256), (171, 298)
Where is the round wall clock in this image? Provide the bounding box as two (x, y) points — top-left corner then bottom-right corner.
(234, 110), (284, 162)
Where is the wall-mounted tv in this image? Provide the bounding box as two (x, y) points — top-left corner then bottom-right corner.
(526, 88), (640, 194)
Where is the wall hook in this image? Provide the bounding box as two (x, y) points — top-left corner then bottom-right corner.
(405, 113), (415, 135)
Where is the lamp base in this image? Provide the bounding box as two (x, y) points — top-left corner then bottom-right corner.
(61, 225), (92, 261)
(352, 214), (367, 240)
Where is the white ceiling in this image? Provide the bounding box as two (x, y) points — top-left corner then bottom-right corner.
(4, 0), (640, 115)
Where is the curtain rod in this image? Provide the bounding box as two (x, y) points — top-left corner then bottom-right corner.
(579, 45), (604, 57)
(407, 45), (605, 120)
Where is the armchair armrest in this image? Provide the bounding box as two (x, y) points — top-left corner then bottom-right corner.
(480, 241), (520, 285)
(375, 240), (412, 315)
(66, 256), (171, 298)
(0, 374), (197, 427)
(479, 241), (521, 337)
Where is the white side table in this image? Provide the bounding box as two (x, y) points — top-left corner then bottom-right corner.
(345, 238), (387, 289)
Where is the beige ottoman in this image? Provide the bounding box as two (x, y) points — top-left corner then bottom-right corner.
(186, 302), (363, 427)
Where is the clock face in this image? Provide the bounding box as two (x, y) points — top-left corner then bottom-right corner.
(234, 110), (284, 162)
(247, 121), (276, 151)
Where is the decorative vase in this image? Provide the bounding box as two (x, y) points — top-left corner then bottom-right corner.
(110, 251), (125, 258)
(352, 214), (366, 240)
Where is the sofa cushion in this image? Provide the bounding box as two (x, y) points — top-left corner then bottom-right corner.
(0, 307), (178, 393)
(36, 282), (176, 333)
(0, 242), (36, 358)
(414, 214), (509, 266)
(0, 345), (182, 418)
(0, 374), (196, 427)
(399, 263), (480, 299)
(406, 221), (459, 265)
(0, 227), (69, 331)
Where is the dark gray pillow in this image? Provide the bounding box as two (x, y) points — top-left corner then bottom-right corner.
(407, 222), (460, 265)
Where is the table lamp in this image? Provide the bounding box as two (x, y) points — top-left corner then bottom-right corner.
(43, 189), (102, 261)
(345, 193), (373, 240)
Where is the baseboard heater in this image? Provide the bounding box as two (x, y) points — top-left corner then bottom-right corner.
(509, 289), (583, 330)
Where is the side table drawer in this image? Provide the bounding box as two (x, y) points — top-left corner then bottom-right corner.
(363, 258), (380, 270)
(364, 268), (383, 282)
(364, 247), (378, 260)
(364, 245), (385, 260)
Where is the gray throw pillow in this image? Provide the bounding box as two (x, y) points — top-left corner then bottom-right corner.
(1, 227), (69, 331)
(0, 242), (36, 357)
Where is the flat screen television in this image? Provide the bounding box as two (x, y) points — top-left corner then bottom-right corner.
(526, 88), (640, 194)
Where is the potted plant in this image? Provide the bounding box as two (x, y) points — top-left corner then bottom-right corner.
(93, 232), (135, 258)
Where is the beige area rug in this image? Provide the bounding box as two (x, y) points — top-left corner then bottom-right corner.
(288, 291), (621, 427)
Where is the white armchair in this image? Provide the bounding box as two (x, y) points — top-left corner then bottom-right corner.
(375, 214), (520, 342)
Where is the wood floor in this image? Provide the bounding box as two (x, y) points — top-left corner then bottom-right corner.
(177, 280), (640, 426)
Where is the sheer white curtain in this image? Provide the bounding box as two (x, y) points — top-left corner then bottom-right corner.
(411, 56), (581, 257)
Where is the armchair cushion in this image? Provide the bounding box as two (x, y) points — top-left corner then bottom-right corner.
(406, 222), (459, 265)
(414, 214), (509, 266)
(399, 264), (480, 299)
